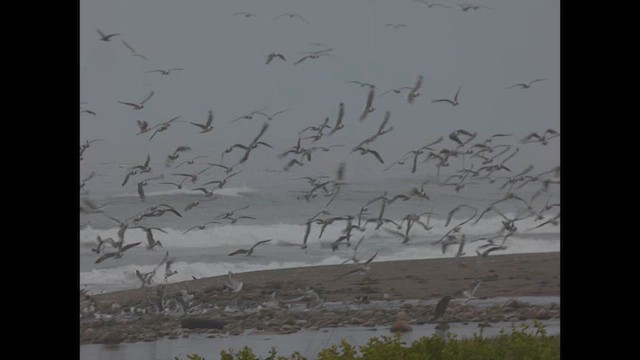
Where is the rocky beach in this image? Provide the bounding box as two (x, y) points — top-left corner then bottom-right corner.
(80, 252), (560, 345)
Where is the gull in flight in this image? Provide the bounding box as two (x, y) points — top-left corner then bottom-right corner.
(385, 23), (410, 29)
(230, 106), (268, 123)
(352, 146), (384, 164)
(265, 52), (287, 64)
(80, 171), (96, 190)
(133, 225), (167, 250)
(201, 170), (241, 189)
(521, 129), (559, 145)
(412, 1), (451, 8)
(228, 239), (273, 256)
(272, 13), (311, 25)
(164, 257), (178, 282)
(136, 175), (164, 202)
(407, 75), (424, 104)
(95, 28), (119, 41)
(235, 12), (258, 18)
(190, 110), (215, 133)
(174, 155), (208, 169)
(459, 4), (494, 12)
(182, 221), (220, 234)
(294, 49), (337, 65)
(336, 251), (378, 280)
(165, 146), (192, 167)
(507, 79), (546, 89)
(359, 86), (376, 121)
(378, 86), (413, 98)
(256, 108), (290, 122)
(136, 120), (152, 135)
(149, 116), (182, 140)
(238, 122), (273, 163)
(118, 91), (155, 110)
(121, 40), (149, 60)
(349, 81), (376, 89)
(327, 103), (346, 136)
(432, 85), (462, 106)
(146, 68), (184, 76)
(94, 241), (141, 264)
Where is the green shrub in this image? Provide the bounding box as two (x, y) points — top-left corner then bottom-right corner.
(178, 321), (559, 360)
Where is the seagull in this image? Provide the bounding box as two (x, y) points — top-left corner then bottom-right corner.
(272, 13), (311, 25)
(348, 81), (376, 89)
(359, 86), (376, 121)
(449, 129), (477, 147)
(412, 1), (451, 8)
(118, 91), (155, 110)
(459, 4), (494, 12)
(255, 108), (290, 122)
(159, 177), (188, 190)
(174, 155), (208, 169)
(235, 12), (258, 18)
(201, 171), (241, 189)
(378, 86), (413, 98)
(507, 79), (546, 89)
(121, 40), (149, 60)
(294, 51), (337, 65)
(80, 109), (97, 116)
(136, 120), (152, 135)
(431, 295), (452, 321)
(228, 239), (273, 256)
(182, 221), (220, 234)
(238, 122), (272, 163)
(190, 110), (215, 133)
(91, 235), (113, 254)
(352, 146), (384, 163)
(336, 251), (378, 280)
(94, 242), (141, 264)
(95, 28), (119, 41)
(230, 107), (268, 123)
(136, 175), (164, 202)
(164, 258), (178, 282)
(265, 53), (287, 64)
(165, 146), (192, 167)
(134, 226), (166, 250)
(432, 85), (462, 106)
(385, 23), (411, 29)
(80, 171), (96, 190)
(407, 75), (424, 104)
(521, 129), (559, 145)
(149, 116), (182, 140)
(146, 68), (184, 75)
(224, 271), (243, 292)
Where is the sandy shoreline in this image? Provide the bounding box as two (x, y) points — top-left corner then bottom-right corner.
(80, 252), (560, 344)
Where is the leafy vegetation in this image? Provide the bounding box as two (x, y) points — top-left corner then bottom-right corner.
(174, 321), (559, 360)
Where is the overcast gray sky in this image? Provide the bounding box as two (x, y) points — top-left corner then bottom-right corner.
(80, 0), (559, 179)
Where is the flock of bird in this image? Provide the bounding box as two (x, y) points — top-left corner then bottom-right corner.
(81, 1), (559, 315)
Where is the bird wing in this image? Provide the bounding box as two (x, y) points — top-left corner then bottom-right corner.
(454, 86), (462, 101)
(95, 28), (107, 38)
(141, 91), (155, 105)
(251, 239), (273, 249)
(294, 55), (311, 65)
(118, 101), (139, 108)
(431, 99), (454, 105)
(365, 87), (375, 110)
(251, 122), (269, 144)
(122, 242), (142, 252)
(205, 111), (214, 127)
(95, 252), (117, 264)
(121, 40), (137, 53)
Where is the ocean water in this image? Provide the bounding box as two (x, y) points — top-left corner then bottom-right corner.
(80, 162), (559, 294)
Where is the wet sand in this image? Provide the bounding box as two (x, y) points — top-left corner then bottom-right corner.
(80, 252), (560, 344)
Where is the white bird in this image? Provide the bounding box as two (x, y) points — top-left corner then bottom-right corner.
(224, 271), (243, 292)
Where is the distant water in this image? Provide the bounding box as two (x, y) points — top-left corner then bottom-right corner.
(80, 318), (561, 360)
(80, 164), (559, 294)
